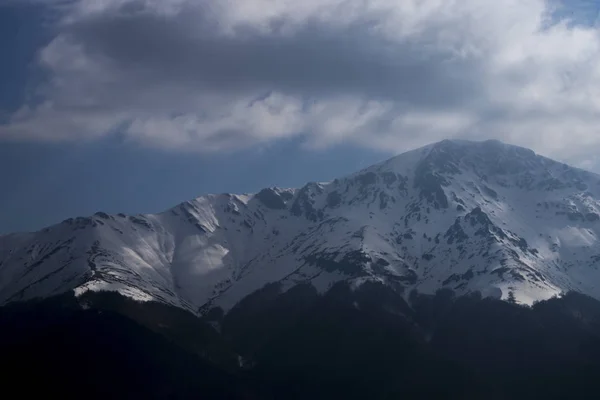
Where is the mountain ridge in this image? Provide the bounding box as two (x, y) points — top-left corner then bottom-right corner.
(3, 139), (600, 313)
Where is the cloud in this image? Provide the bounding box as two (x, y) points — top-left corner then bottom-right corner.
(2, 0), (600, 164)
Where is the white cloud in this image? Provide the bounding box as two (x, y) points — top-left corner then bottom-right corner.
(2, 0), (600, 166)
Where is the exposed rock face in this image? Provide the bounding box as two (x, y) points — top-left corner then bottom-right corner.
(256, 188), (287, 210)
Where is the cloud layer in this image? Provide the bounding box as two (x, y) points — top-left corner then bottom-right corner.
(2, 0), (600, 163)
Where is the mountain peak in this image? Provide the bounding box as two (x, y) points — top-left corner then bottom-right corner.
(372, 139), (516, 171)
(423, 139), (537, 163)
(371, 139), (575, 185)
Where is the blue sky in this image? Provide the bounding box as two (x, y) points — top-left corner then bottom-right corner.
(0, 137), (383, 233)
(1, 0), (600, 233)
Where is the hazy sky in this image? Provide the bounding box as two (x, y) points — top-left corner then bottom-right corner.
(1, 0), (600, 233)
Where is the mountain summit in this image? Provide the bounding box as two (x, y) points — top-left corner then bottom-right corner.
(3, 139), (600, 312)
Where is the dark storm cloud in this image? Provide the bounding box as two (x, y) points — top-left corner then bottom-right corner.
(65, 3), (482, 109)
(2, 0), (600, 166)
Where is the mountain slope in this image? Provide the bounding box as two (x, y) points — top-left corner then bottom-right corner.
(3, 139), (600, 312)
(0, 293), (257, 399)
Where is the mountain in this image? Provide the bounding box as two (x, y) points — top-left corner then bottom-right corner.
(6, 139), (600, 399)
(3, 139), (600, 314)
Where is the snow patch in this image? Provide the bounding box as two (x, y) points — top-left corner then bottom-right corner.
(74, 280), (154, 302)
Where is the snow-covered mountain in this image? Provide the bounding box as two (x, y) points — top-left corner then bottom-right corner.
(3, 139), (600, 312)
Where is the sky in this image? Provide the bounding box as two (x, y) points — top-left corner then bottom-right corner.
(1, 0), (600, 233)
